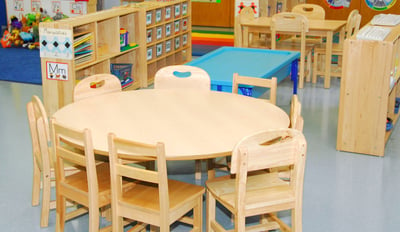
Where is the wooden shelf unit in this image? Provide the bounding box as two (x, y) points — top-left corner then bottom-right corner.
(40, 0), (192, 115)
(128, 0), (192, 85)
(40, 7), (146, 115)
(337, 23), (400, 156)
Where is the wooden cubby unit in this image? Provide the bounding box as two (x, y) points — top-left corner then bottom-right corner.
(337, 23), (400, 156)
(40, 7), (146, 116)
(40, 0), (192, 115)
(129, 0), (192, 85)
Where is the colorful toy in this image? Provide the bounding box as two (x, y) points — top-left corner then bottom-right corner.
(1, 30), (12, 48)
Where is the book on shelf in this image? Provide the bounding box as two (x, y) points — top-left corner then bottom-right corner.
(74, 33), (94, 64)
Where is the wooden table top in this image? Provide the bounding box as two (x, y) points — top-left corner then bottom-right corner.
(240, 17), (347, 31)
(53, 89), (290, 160)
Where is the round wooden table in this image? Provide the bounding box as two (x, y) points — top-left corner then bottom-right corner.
(53, 89), (289, 160)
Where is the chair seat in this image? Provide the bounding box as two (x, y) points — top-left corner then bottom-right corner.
(206, 172), (294, 215)
(121, 179), (204, 212)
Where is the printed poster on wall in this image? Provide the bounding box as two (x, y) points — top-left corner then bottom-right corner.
(235, 0), (259, 17)
(5, 0), (88, 22)
(365, 0), (397, 10)
(325, 0), (351, 8)
(39, 27), (73, 59)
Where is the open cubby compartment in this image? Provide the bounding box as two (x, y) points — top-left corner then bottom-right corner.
(97, 17), (120, 59)
(165, 39), (173, 54)
(119, 12), (140, 48)
(165, 22), (173, 38)
(182, 33), (189, 46)
(75, 60), (111, 83)
(182, 2), (189, 16)
(155, 8), (164, 24)
(73, 22), (96, 66)
(146, 10), (155, 26)
(110, 51), (140, 89)
(173, 3), (181, 18)
(174, 19), (181, 34)
(164, 5), (173, 21)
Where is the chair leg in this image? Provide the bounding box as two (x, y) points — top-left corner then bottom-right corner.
(206, 191), (216, 232)
(32, 160), (41, 206)
(55, 195), (66, 232)
(112, 205), (123, 232)
(88, 205), (100, 232)
(292, 208), (302, 232)
(40, 173), (52, 227)
(312, 51), (319, 84)
(193, 196), (203, 232)
(298, 54), (305, 89)
(306, 50), (312, 83)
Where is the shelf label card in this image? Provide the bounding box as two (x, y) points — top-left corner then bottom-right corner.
(40, 28), (73, 60)
(46, 61), (69, 81)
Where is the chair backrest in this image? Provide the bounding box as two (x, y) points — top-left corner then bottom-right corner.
(73, 73), (122, 102)
(27, 95), (53, 171)
(232, 73), (277, 105)
(108, 133), (169, 216)
(271, 12), (309, 50)
(230, 128), (307, 212)
(291, 3), (325, 20)
(51, 119), (99, 204)
(154, 65), (210, 90)
(345, 10), (362, 39)
(290, 94), (304, 131)
(235, 6), (256, 47)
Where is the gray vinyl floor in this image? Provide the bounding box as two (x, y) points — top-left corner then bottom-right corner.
(1, 75), (400, 232)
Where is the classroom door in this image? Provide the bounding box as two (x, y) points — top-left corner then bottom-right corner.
(192, 0), (234, 27)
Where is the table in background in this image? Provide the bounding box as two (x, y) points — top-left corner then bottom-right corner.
(238, 17), (347, 89)
(53, 89), (290, 178)
(186, 46), (300, 95)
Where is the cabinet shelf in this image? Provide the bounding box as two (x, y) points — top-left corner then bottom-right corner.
(40, 0), (190, 116)
(337, 22), (400, 157)
(40, 7), (146, 116)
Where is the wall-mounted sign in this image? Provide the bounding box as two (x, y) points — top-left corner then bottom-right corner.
(365, 0), (396, 11)
(39, 28), (73, 59)
(325, 0), (351, 9)
(46, 61), (69, 81)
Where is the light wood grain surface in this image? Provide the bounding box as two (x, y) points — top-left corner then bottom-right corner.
(53, 89), (289, 160)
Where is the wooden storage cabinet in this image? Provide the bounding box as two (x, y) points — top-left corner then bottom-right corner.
(130, 0), (192, 85)
(337, 23), (400, 156)
(40, 7), (146, 115)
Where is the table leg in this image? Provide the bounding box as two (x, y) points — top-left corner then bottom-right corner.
(291, 59), (298, 94)
(324, 31), (333, 89)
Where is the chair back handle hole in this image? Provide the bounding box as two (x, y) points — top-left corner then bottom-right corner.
(173, 71), (192, 78)
(90, 80), (105, 89)
(303, 7), (314, 12)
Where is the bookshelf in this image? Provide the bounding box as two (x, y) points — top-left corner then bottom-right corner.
(128, 0), (192, 85)
(336, 22), (400, 156)
(40, 7), (146, 115)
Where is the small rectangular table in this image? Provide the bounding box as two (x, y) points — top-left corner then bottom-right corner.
(186, 47), (300, 95)
(238, 17), (347, 88)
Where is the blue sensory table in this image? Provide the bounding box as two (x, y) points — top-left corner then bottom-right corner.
(186, 47), (300, 96)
